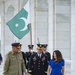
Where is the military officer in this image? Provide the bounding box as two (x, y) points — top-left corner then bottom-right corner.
(3, 43), (26, 75)
(25, 45), (36, 70)
(42, 44), (51, 62)
(28, 44), (48, 75)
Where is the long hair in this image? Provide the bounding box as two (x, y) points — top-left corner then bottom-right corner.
(52, 50), (64, 62)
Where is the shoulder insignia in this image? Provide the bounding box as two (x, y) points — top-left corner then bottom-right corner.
(42, 56), (45, 61)
(28, 70), (32, 72)
(33, 56), (37, 61)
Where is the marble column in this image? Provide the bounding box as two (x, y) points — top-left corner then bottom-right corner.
(54, 0), (71, 75)
(71, 0), (75, 75)
(48, 0), (53, 55)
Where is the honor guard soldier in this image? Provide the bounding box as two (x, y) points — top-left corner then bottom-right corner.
(25, 45), (36, 70)
(42, 44), (51, 62)
(3, 43), (26, 75)
(0, 53), (2, 65)
(28, 44), (48, 75)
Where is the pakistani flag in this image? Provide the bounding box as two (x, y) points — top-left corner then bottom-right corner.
(6, 1), (30, 39)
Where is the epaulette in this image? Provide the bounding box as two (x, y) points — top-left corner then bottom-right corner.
(45, 71), (48, 73)
(7, 51), (12, 55)
(28, 70), (32, 72)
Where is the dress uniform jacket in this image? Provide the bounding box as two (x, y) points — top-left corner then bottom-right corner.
(3, 51), (26, 75)
(28, 53), (48, 75)
(44, 52), (51, 62)
(0, 53), (2, 61)
(25, 51), (36, 69)
(21, 51), (26, 66)
(0, 53), (2, 65)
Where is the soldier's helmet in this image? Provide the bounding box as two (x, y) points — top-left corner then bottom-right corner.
(37, 44), (43, 50)
(11, 43), (21, 49)
(28, 45), (34, 49)
(43, 44), (48, 48)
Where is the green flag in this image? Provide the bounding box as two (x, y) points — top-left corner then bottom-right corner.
(6, 1), (30, 39)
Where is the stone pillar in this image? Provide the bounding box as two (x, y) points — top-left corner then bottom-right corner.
(30, 0), (35, 46)
(1, 0), (5, 61)
(71, 0), (75, 75)
(35, 0), (48, 43)
(5, 0), (19, 54)
(53, 0), (71, 75)
(48, 0), (53, 56)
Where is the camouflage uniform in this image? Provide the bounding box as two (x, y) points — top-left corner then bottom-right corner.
(3, 51), (26, 75)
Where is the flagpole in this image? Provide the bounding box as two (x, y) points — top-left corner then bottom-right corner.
(29, 0), (32, 45)
(3, 0), (5, 60)
(18, 0), (20, 42)
(30, 24), (32, 45)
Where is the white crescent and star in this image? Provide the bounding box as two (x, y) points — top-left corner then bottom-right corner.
(15, 17), (29, 31)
